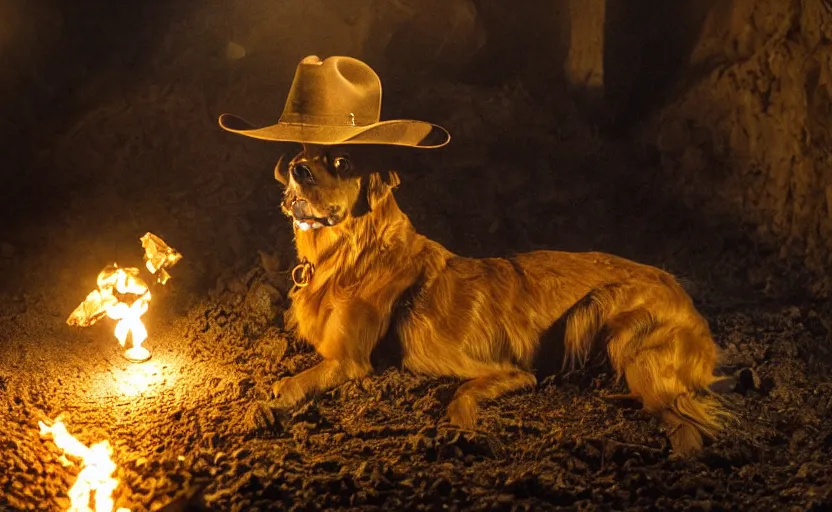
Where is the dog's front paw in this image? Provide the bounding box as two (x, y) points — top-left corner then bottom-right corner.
(245, 401), (279, 432)
(271, 376), (306, 409)
(447, 395), (478, 430)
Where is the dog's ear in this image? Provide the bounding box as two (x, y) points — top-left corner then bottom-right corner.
(351, 171), (400, 217)
(274, 154), (289, 186)
(366, 171), (401, 208)
(274, 143), (303, 186)
(274, 142), (304, 187)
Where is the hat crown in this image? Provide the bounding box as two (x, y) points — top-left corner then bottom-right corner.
(280, 56), (382, 127)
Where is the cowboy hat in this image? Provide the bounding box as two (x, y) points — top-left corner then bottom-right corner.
(218, 55), (451, 148)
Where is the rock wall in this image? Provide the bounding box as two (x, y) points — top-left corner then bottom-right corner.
(645, 0), (832, 296)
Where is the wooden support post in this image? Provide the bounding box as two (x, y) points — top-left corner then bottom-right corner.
(563, 0), (606, 104)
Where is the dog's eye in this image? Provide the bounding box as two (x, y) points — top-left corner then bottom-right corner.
(332, 157), (351, 173)
(291, 163), (315, 184)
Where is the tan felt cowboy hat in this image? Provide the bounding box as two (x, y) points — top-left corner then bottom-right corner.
(218, 55), (451, 148)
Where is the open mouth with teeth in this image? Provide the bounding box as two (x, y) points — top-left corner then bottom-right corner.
(294, 218), (329, 231)
(288, 199), (337, 231)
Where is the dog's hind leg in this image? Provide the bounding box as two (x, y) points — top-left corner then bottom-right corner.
(447, 369), (537, 429)
(605, 308), (730, 456)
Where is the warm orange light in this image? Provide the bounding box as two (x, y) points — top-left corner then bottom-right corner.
(39, 417), (131, 512)
(66, 232), (181, 363)
(68, 265), (152, 362)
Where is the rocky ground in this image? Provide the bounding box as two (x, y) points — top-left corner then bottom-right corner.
(2, 6), (832, 508)
(4, 276), (832, 511)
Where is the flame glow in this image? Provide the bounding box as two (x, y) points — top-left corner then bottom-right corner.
(67, 265), (152, 362)
(39, 418), (131, 512)
(105, 268), (151, 359)
(116, 361), (165, 397)
(66, 232), (181, 362)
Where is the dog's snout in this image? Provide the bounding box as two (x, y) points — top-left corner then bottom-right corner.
(291, 163), (314, 184)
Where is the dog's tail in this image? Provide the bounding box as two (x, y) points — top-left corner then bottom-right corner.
(561, 283), (734, 455)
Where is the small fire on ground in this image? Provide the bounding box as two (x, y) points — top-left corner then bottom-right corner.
(39, 416), (130, 512)
(67, 233), (182, 363)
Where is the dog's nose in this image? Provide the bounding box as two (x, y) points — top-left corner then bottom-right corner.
(292, 199), (310, 219)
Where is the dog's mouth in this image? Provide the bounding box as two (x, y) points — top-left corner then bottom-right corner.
(294, 217), (328, 232)
(287, 199), (340, 231)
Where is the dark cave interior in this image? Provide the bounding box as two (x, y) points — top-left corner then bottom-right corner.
(1, 1), (832, 511)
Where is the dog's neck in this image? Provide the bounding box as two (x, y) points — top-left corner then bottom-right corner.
(293, 185), (415, 274)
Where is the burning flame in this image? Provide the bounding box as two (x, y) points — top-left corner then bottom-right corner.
(105, 267), (152, 362)
(66, 233), (182, 362)
(39, 417), (131, 512)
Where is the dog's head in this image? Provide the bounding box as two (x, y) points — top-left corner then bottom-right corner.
(274, 144), (406, 232)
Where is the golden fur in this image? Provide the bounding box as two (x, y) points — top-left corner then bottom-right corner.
(252, 143), (732, 456)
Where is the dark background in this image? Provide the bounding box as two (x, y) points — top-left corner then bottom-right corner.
(3, 0), (829, 301)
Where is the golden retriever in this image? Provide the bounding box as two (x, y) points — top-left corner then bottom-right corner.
(249, 143), (732, 456)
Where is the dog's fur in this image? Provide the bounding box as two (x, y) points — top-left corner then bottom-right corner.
(252, 143), (732, 456)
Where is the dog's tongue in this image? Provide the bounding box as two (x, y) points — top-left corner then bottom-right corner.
(292, 199), (311, 219)
(291, 200), (326, 231)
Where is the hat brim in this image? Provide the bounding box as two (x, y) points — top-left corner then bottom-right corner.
(218, 113), (450, 149)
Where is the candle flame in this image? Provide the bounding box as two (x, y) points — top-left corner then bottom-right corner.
(39, 417), (131, 512)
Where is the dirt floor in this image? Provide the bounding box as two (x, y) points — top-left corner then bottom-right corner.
(2, 3), (832, 508)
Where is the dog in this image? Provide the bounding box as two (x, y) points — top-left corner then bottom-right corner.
(219, 55), (732, 456)
(251, 143), (730, 456)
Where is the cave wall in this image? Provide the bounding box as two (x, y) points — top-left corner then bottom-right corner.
(0, 0), (558, 230)
(3, 0), (832, 298)
(559, 0), (832, 296)
(645, 0), (832, 296)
